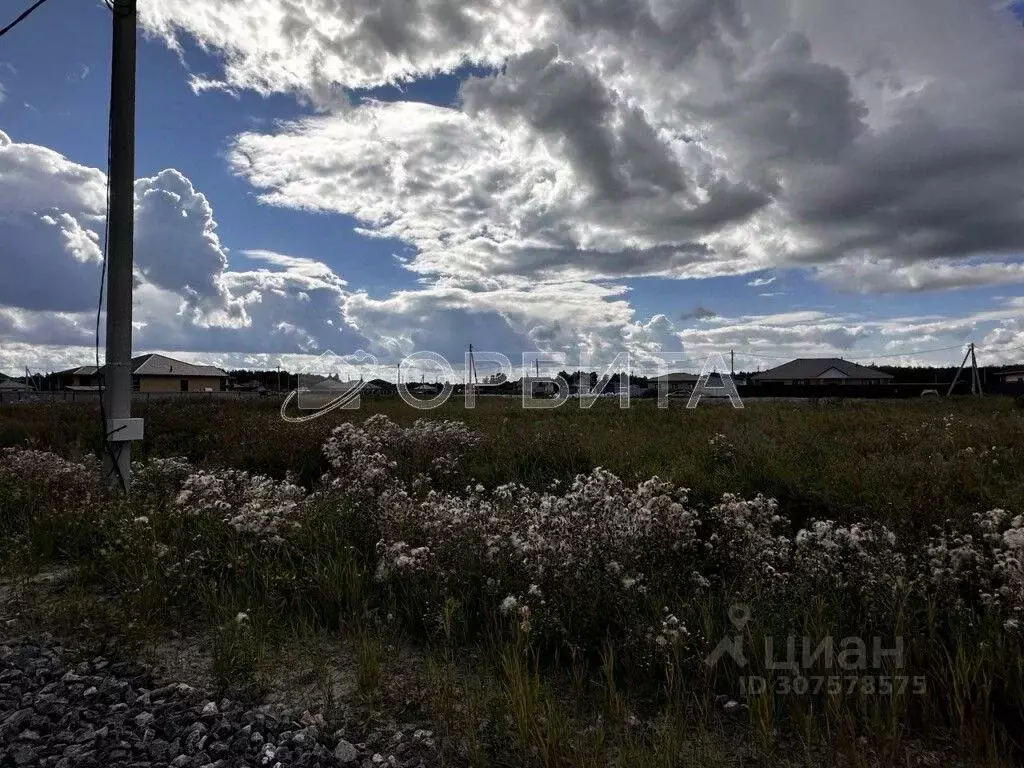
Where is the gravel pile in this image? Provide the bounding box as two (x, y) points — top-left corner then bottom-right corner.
(0, 634), (439, 768)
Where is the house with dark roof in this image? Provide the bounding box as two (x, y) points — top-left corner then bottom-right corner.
(650, 372), (700, 393)
(56, 354), (229, 393)
(650, 371), (747, 393)
(995, 370), (1024, 384)
(0, 377), (33, 393)
(54, 366), (101, 390)
(752, 358), (894, 386)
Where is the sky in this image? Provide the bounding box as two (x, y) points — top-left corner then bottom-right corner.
(2, 0), (1024, 380)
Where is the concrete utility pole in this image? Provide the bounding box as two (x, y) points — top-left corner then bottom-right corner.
(102, 0), (141, 490)
(946, 343), (974, 398)
(468, 344), (478, 385)
(970, 343), (982, 396)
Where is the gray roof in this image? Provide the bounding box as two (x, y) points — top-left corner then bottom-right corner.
(57, 358), (226, 379)
(130, 354), (227, 378)
(0, 379), (32, 391)
(996, 370), (1024, 378)
(753, 358), (893, 382)
(650, 372), (700, 383)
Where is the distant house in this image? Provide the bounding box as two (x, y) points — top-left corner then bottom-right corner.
(128, 354), (229, 393)
(530, 380), (559, 396)
(58, 354), (228, 393)
(55, 366), (101, 390)
(408, 383), (442, 396)
(592, 382), (650, 398)
(0, 378), (33, 393)
(752, 358), (894, 386)
(996, 370), (1024, 384)
(650, 372), (744, 393)
(650, 372), (699, 393)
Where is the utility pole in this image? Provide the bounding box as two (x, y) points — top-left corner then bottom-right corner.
(730, 350), (735, 375)
(102, 0), (141, 490)
(946, 343), (974, 397)
(468, 344), (478, 386)
(970, 343), (982, 396)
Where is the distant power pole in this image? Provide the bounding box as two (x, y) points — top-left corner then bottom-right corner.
(970, 343), (982, 396)
(947, 343), (977, 397)
(731, 350), (735, 375)
(102, 0), (140, 490)
(468, 344), (478, 385)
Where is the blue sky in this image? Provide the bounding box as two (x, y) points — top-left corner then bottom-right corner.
(0, 1), (421, 295)
(1, 0), (1023, 378)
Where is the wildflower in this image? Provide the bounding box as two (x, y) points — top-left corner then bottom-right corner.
(1004, 528), (1024, 550)
(236, 612), (249, 624)
(500, 596), (518, 614)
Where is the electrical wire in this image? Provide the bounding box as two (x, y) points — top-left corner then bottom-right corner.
(727, 344), (969, 366)
(0, 0), (53, 38)
(733, 349), (792, 362)
(847, 344), (967, 362)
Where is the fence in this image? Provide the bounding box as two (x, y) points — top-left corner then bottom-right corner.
(0, 390), (272, 405)
(3, 382), (1023, 406)
(735, 381), (1024, 399)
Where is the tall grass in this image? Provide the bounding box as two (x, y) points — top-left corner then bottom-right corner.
(1, 397), (1022, 766)
(2, 396), (1020, 532)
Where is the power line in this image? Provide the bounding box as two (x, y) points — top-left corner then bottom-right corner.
(0, 0), (54, 38)
(847, 344), (966, 362)
(727, 344), (968, 365)
(733, 349), (791, 361)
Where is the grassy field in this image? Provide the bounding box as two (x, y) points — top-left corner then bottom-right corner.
(3, 396), (1023, 531)
(1, 396), (1023, 766)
